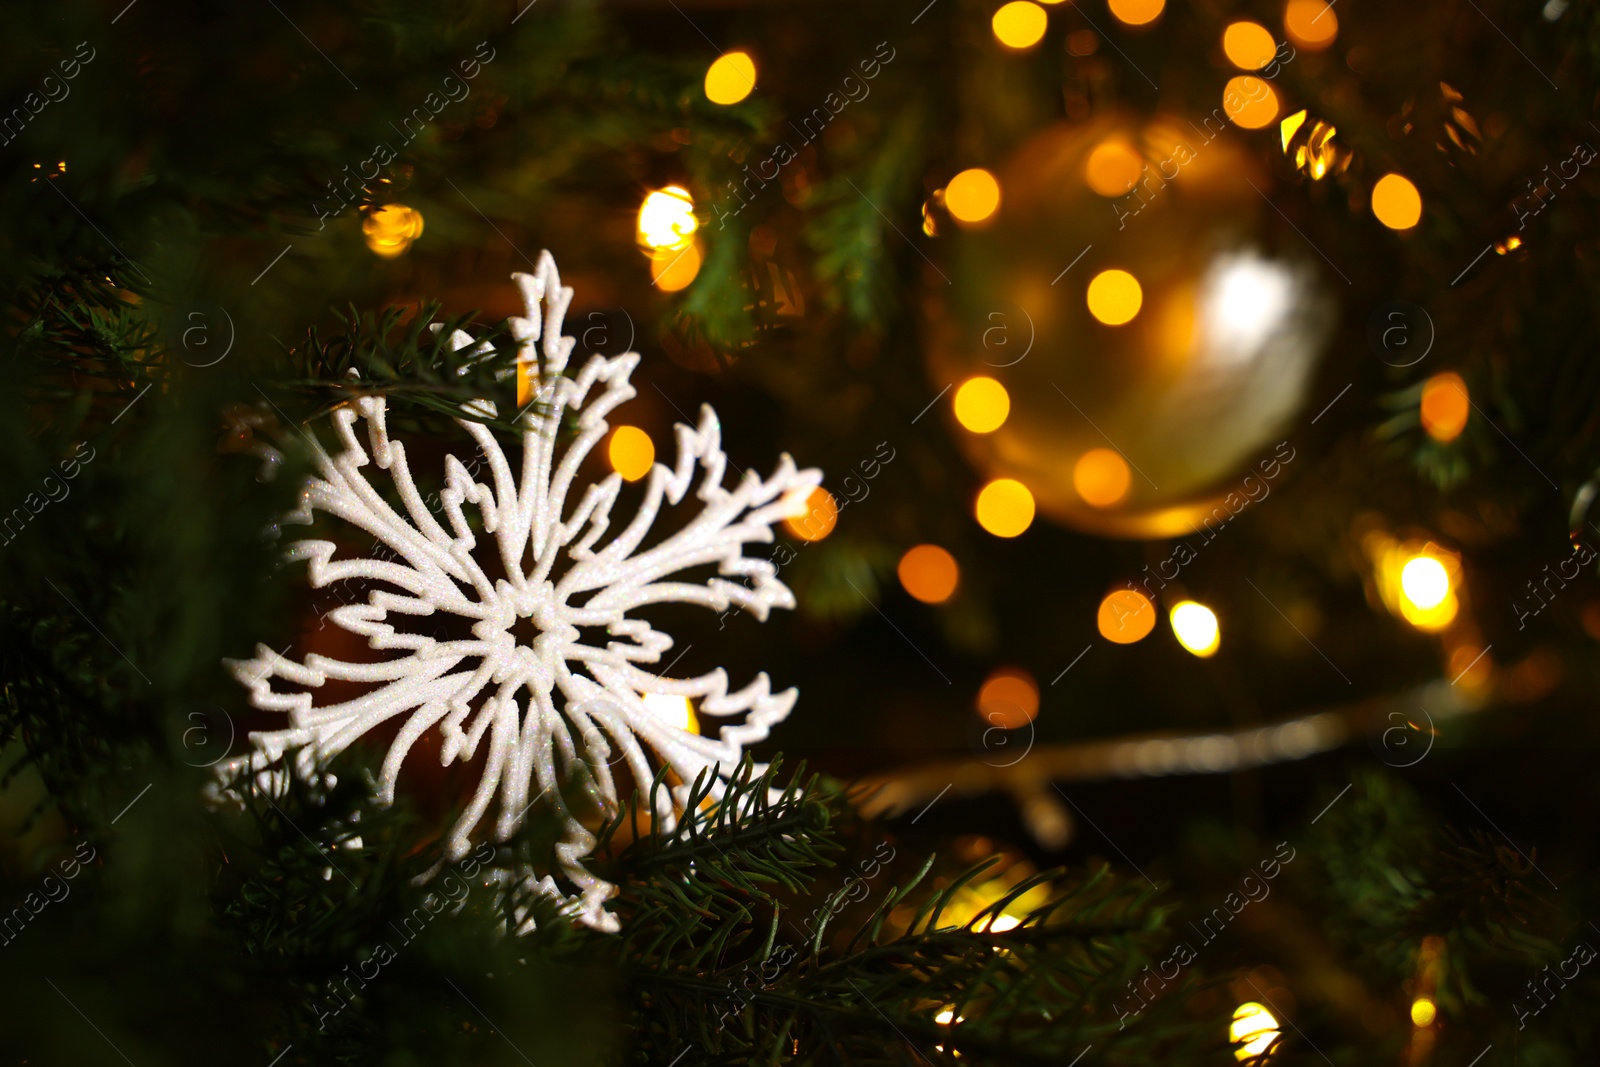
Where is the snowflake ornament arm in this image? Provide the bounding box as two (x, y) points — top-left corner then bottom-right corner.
(213, 252), (821, 932)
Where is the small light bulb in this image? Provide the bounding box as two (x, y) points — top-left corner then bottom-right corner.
(945, 168), (1002, 225)
(953, 376), (1010, 433)
(898, 544), (960, 604)
(1098, 589), (1156, 644)
(641, 692), (697, 733)
(363, 204), (425, 259)
(1401, 556), (1450, 610)
(785, 487), (839, 542)
(1230, 1002), (1280, 1061)
(1087, 269), (1142, 325)
(1170, 601), (1221, 657)
(608, 426), (655, 482)
(637, 186), (698, 251)
(704, 51), (757, 105)
(975, 479), (1035, 538)
(991, 1), (1048, 49)
(1372, 173), (1423, 230)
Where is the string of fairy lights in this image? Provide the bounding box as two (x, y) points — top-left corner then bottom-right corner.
(628, 3), (1488, 789)
(332, 5), (1520, 1056)
(676, 7), (1477, 1058)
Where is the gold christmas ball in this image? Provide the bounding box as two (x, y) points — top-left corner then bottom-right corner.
(927, 115), (1334, 538)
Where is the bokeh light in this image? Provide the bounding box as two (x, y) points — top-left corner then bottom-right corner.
(1283, 0), (1337, 50)
(945, 168), (1002, 225)
(608, 425), (655, 482)
(641, 692), (698, 733)
(992, 1), (1048, 49)
(976, 478), (1036, 538)
(1109, 0), (1165, 26)
(1223, 76), (1280, 130)
(1372, 173), (1423, 230)
(1420, 372), (1469, 442)
(517, 360), (536, 409)
(785, 486), (838, 542)
(1223, 21), (1278, 69)
(704, 51), (757, 105)
(1170, 601), (1221, 657)
(638, 186), (698, 251)
(1401, 555), (1450, 611)
(1397, 552), (1458, 630)
(650, 240), (703, 291)
(363, 204), (424, 259)
(1087, 268), (1143, 325)
(977, 667), (1040, 729)
(899, 544), (961, 604)
(1368, 534), (1462, 632)
(1085, 140), (1144, 197)
(1073, 448), (1131, 507)
(954, 376), (1011, 433)
(1230, 1002), (1281, 1061)
(1098, 589), (1156, 644)
(1411, 997), (1438, 1027)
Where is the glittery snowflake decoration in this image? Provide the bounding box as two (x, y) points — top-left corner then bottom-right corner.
(212, 252), (820, 932)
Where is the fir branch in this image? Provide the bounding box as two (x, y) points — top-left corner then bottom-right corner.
(268, 301), (530, 436)
(592, 759), (1211, 1066)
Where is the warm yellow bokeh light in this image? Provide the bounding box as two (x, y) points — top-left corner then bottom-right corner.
(1073, 448), (1131, 508)
(975, 478), (1035, 538)
(1401, 555), (1450, 611)
(1085, 140), (1144, 197)
(1280, 109), (1307, 151)
(1098, 589), (1156, 644)
(1398, 559), (1458, 628)
(1421, 372), (1469, 442)
(1223, 21), (1278, 69)
(608, 425), (655, 482)
(899, 544), (961, 604)
(1231, 1002), (1281, 1061)
(1224, 76), (1279, 130)
(977, 667), (1040, 729)
(363, 204), (425, 259)
(1401, 559), (1465, 627)
(1411, 998), (1438, 1027)
(992, 1), (1048, 49)
(1370, 534), (1462, 632)
(1109, 0), (1165, 26)
(641, 692), (698, 733)
(785, 486), (838, 542)
(704, 51), (757, 105)
(1171, 601), (1221, 657)
(517, 360), (536, 409)
(1087, 269), (1143, 325)
(1372, 173), (1423, 230)
(954, 376), (1011, 433)
(638, 186), (698, 251)
(651, 240), (702, 291)
(1283, 0), (1337, 50)
(945, 168), (1002, 225)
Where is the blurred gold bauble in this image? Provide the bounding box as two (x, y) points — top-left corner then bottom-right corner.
(926, 116), (1333, 538)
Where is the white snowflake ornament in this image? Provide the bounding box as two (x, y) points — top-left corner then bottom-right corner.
(213, 252), (820, 932)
